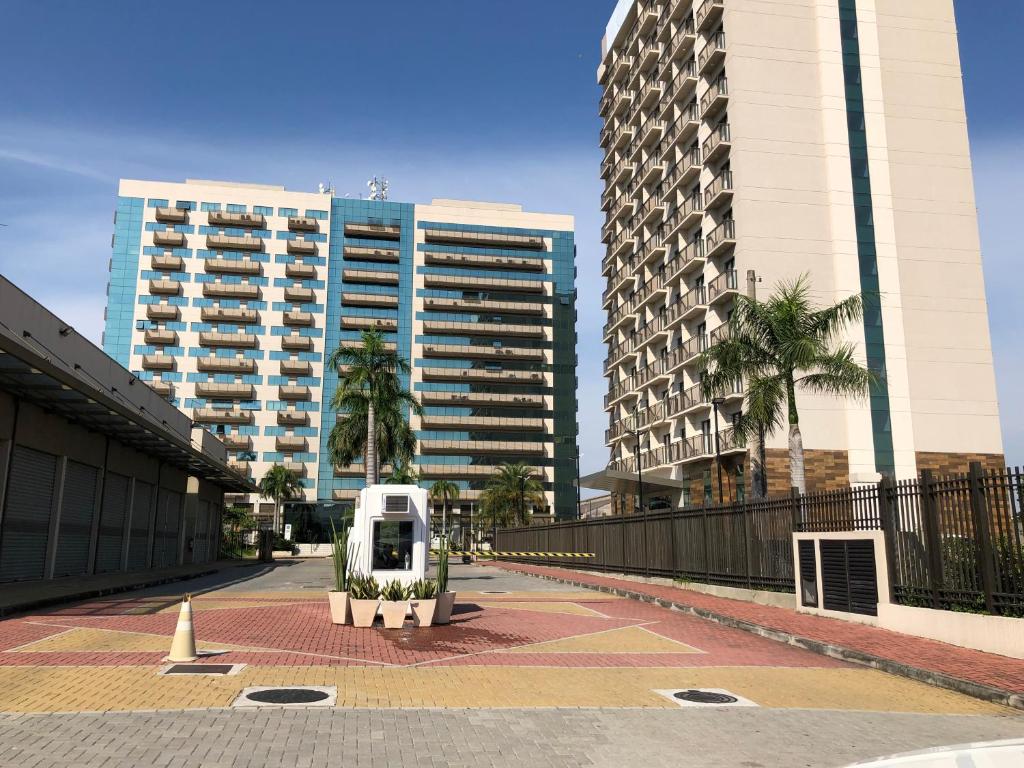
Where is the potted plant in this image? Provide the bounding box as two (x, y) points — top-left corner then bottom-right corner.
(434, 538), (456, 625)
(349, 574), (380, 628)
(379, 580), (410, 629)
(328, 519), (351, 625)
(410, 579), (438, 627)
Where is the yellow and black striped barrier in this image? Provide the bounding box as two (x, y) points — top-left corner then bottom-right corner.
(430, 550), (595, 558)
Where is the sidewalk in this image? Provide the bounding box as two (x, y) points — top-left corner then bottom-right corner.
(486, 561), (1024, 710)
(0, 559), (261, 618)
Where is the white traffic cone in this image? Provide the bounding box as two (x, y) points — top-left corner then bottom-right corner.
(166, 594), (199, 662)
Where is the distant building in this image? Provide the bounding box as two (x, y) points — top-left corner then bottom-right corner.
(591, 0), (1003, 508)
(103, 179), (579, 527)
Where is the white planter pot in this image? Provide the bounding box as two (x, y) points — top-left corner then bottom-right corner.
(350, 599), (380, 628)
(410, 598), (437, 627)
(434, 591), (456, 625)
(328, 591), (350, 625)
(380, 600), (408, 629)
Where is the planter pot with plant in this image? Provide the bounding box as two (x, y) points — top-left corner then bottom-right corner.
(410, 578), (438, 627)
(328, 519), (352, 625)
(379, 579), (411, 629)
(348, 574), (380, 628)
(434, 539), (456, 625)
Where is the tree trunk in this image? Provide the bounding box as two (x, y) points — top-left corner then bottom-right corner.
(751, 428), (767, 500)
(789, 423), (806, 495)
(365, 400), (377, 486)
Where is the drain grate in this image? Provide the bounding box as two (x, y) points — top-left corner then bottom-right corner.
(159, 663), (245, 676)
(233, 686), (337, 708)
(653, 688), (758, 708)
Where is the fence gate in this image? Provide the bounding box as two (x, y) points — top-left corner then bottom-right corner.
(820, 539), (878, 616)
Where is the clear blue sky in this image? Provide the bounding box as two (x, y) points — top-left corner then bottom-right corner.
(0, 1), (1021, 474)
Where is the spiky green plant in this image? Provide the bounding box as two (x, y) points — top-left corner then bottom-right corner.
(348, 573), (380, 601)
(411, 579), (437, 600)
(380, 579), (411, 602)
(329, 518), (350, 592)
(436, 538), (450, 595)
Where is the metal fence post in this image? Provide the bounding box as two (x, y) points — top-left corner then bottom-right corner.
(743, 500), (752, 590)
(918, 469), (944, 610)
(670, 503), (679, 582)
(878, 476), (899, 603)
(967, 462), (997, 614)
(621, 513), (627, 574)
(790, 487), (801, 532)
(703, 501), (710, 583)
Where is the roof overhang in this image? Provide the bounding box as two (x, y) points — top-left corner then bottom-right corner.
(580, 468), (690, 496)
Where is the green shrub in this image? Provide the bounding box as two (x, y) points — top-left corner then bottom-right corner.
(349, 574), (380, 601)
(412, 579), (437, 600)
(380, 579), (411, 602)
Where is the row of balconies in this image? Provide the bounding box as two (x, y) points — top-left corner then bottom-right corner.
(420, 367), (547, 384)
(419, 390), (545, 408)
(342, 292), (399, 308)
(423, 251), (545, 272)
(423, 228), (545, 251)
(344, 244), (400, 263)
(604, 332), (709, 407)
(341, 316), (398, 332)
(344, 222), (401, 240)
(422, 344), (545, 362)
(607, 379), (742, 443)
(419, 439), (547, 456)
(421, 320), (547, 339)
(608, 426), (744, 474)
(422, 273), (546, 294)
(416, 464), (548, 481)
(423, 296), (546, 316)
(148, 279), (317, 304)
(419, 414), (546, 432)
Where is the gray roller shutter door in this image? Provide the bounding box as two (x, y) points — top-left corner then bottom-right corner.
(54, 460), (99, 577)
(0, 446), (57, 582)
(153, 490), (182, 568)
(95, 473), (130, 573)
(127, 480), (153, 571)
(194, 500), (210, 563)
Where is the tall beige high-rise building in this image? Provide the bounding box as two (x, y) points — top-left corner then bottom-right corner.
(594, 0), (1002, 506)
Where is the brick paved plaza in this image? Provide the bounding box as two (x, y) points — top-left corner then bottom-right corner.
(0, 560), (1022, 767)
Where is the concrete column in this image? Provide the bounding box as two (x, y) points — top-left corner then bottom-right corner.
(44, 456), (68, 580)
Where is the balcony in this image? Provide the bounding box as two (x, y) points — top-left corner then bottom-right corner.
(286, 239), (317, 256)
(637, 155), (666, 187)
(698, 32), (727, 75)
(196, 356), (256, 373)
(696, 0), (724, 32)
(420, 390), (544, 408)
(228, 461), (251, 476)
(613, 89), (636, 117)
(702, 122), (732, 163)
(638, 35), (663, 72)
(282, 286), (315, 304)
(344, 244), (400, 263)
(423, 344), (545, 362)
(700, 77), (729, 118)
(610, 55), (634, 84)
(201, 306), (258, 323)
(282, 461), (308, 476)
(637, 196), (665, 228)
(344, 222), (401, 240)
(661, 63), (698, 112)
(707, 269), (739, 304)
(193, 408), (252, 425)
(203, 282), (261, 300)
(343, 268), (400, 286)
(667, 17), (697, 61)
(420, 367), (546, 384)
(288, 216), (318, 232)
(141, 354), (174, 371)
(665, 238), (707, 281)
(206, 234), (263, 251)
(144, 329), (177, 345)
(705, 220), (736, 258)
(195, 382), (255, 399)
(341, 316), (398, 332)
(280, 359), (312, 376)
(221, 434), (252, 451)
(420, 414), (545, 431)
(704, 170), (734, 210)
(283, 310), (314, 327)
(613, 125), (634, 151)
(150, 254), (183, 271)
(207, 211), (265, 228)
(428, 297), (546, 316)
(664, 103), (700, 153)
(424, 228), (545, 251)
(680, 332), (710, 366)
(420, 439), (546, 456)
(152, 230), (185, 247)
(148, 278), (180, 296)
(279, 385), (311, 401)
(424, 251), (544, 272)
(679, 284), (708, 320)
(276, 435), (308, 452)
(418, 464), (546, 481)
(205, 257), (261, 275)
(342, 292), (399, 308)
(285, 262), (318, 279)
(277, 410), (309, 426)
(154, 207), (187, 224)
(199, 332), (257, 348)
(423, 320), (544, 339)
(679, 192), (705, 230)
(671, 146), (703, 194)
(422, 273), (544, 294)
(146, 304), (179, 321)
(281, 335), (313, 351)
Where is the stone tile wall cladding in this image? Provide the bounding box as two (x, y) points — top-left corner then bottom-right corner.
(915, 452), (1006, 477)
(761, 449), (850, 497)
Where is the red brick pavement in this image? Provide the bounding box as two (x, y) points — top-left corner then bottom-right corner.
(486, 561), (1024, 695)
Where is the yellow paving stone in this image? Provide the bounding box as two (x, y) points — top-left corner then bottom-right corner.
(11, 628), (259, 654)
(503, 625), (701, 654)
(0, 665), (1012, 716)
(475, 600), (609, 618)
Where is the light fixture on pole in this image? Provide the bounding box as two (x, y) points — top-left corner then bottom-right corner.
(712, 396), (726, 503)
(624, 404), (650, 577)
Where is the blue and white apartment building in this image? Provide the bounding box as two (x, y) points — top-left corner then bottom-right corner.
(103, 179), (578, 525)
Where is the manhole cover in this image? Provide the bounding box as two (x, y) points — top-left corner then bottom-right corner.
(247, 688), (328, 704)
(674, 689), (737, 704)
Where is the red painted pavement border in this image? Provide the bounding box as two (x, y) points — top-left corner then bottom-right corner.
(486, 561), (1024, 709)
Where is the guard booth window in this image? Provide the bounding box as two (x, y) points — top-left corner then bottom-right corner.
(372, 520), (413, 571)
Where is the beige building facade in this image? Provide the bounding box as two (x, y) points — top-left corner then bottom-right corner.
(597, 0), (1002, 504)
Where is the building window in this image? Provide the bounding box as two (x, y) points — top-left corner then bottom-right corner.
(372, 520), (413, 571)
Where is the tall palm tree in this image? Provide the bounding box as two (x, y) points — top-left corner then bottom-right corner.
(327, 329), (421, 486)
(429, 479), (460, 541)
(699, 274), (875, 495)
(480, 462), (546, 528)
(257, 464), (303, 534)
(385, 460), (419, 485)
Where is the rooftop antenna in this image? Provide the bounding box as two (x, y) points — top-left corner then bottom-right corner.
(367, 176), (389, 201)
(317, 181), (334, 195)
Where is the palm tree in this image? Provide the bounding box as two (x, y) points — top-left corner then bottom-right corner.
(385, 460), (419, 485)
(429, 479), (460, 542)
(699, 274), (875, 495)
(480, 462), (545, 528)
(327, 329), (421, 486)
(257, 464), (303, 534)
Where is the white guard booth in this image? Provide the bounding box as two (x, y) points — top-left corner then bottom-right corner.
(349, 484), (430, 588)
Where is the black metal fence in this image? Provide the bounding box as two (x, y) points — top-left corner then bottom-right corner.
(495, 463), (1024, 615)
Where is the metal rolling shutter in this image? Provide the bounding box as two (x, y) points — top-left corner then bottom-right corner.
(95, 472), (130, 573)
(821, 539), (879, 616)
(194, 500), (210, 563)
(127, 480), (153, 571)
(153, 490), (182, 568)
(0, 447), (57, 582)
(54, 461), (99, 577)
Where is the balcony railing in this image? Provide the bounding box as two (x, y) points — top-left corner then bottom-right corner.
(705, 219), (736, 258)
(704, 170), (734, 209)
(206, 234), (263, 251)
(207, 211), (265, 228)
(696, 0), (725, 32)
(154, 207), (187, 224)
(285, 262), (318, 279)
(153, 230), (185, 247)
(194, 382), (255, 399)
(698, 32), (727, 74)
(707, 269), (739, 304)
(205, 257), (262, 275)
(700, 76), (729, 117)
(286, 239), (317, 255)
(702, 122), (732, 162)
(203, 282), (261, 299)
(288, 216), (318, 232)
(197, 356), (256, 373)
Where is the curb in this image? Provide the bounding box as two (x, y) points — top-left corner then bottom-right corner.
(494, 564), (1024, 713)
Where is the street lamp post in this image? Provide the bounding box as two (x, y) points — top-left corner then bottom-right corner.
(712, 397), (726, 504)
(624, 406), (649, 577)
(575, 444), (582, 520)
